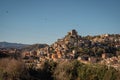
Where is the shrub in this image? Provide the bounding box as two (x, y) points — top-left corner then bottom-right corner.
(53, 60), (82, 80)
(0, 58), (30, 80)
(28, 60), (57, 80)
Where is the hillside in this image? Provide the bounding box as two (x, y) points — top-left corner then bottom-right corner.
(22, 43), (48, 51)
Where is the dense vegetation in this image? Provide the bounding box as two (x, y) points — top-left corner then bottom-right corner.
(0, 58), (119, 80)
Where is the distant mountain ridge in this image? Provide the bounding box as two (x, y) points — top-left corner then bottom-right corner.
(0, 42), (48, 50)
(0, 42), (29, 49)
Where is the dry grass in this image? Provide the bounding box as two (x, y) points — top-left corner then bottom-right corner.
(0, 58), (29, 80)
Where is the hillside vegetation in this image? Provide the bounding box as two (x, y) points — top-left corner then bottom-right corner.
(0, 58), (120, 80)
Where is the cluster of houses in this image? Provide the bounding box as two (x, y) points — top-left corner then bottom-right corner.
(0, 48), (21, 59)
(0, 48), (17, 54)
(100, 56), (120, 71)
(22, 30), (80, 68)
(21, 29), (120, 69)
(92, 34), (120, 43)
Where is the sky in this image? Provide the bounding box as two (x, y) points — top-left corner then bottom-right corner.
(0, 0), (120, 45)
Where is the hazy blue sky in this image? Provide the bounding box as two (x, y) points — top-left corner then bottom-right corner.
(0, 0), (120, 44)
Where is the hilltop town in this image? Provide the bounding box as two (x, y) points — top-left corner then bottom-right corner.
(17, 29), (119, 70)
(0, 30), (120, 69)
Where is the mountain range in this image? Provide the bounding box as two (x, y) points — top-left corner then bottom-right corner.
(0, 42), (29, 49)
(0, 42), (48, 50)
